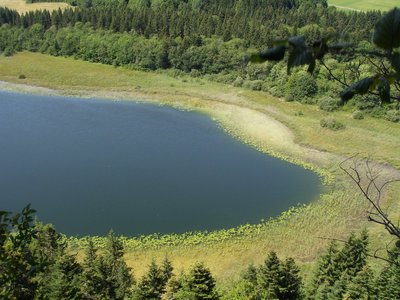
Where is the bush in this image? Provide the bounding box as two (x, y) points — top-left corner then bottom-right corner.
(250, 80), (263, 91)
(18, 74), (26, 79)
(294, 111), (304, 116)
(320, 117), (345, 131)
(385, 110), (400, 123)
(355, 95), (380, 111)
(3, 46), (14, 56)
(319, 96), (341, 112)
(243, 80), (262, 91)
(233, 76), (244, 87)
(352, 110), (364, 120)
(285, 70), (317, 102)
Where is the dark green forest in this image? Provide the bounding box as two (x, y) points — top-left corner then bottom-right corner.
(1, 206), (400, 299)
(1, 0), (399, 121)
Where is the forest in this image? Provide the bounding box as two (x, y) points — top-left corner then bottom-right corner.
(1, 205), (399, 299)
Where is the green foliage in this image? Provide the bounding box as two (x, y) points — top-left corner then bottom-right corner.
(251, 7), (400, 107)
(173, 263), (219, 300)
(352, 110), (365, 119)
(0, 205), (40, 299)
(308, 231), (370, 299)
(373, 7), (400, 50)
(228, 252), (303, 300)
(285, 70), (318, 102)
(136, 259), (169, 299)
(318, 96), (341, 111)
(320, 117), (346, 131)
(385, 109), (400, 122)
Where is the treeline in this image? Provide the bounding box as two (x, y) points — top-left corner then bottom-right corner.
(1, 206), (400, 299)
(0, 0), (380, 47)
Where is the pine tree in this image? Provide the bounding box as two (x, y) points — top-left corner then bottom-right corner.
(174, 263), (219, 300)
(310, 241), (341, 296)
(278, 257), (303, 300)
(40, 254), (83, 299)
(339, 230), (368, 276)
(81, 239), (101, 299)
(345, 266), (375, 300)
(137, 259), (165, 299)
(85, 231), (133, 300)
(160, 256), (174, 284)
(257, 251), (282, 299)
(375, 245), (400, 299)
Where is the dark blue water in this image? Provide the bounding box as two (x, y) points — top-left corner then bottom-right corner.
(0, 91), (321, 236)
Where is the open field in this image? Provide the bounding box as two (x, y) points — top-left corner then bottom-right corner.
(0, 0), (69, 13)
(329, 0), (396, 11)
(0, 52), (399, 286)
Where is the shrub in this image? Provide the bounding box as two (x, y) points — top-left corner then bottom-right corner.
(285, 70), (317, 102)
(320, 117), (345, 131)
(250, 80), (263, 91)
(233, 76), (244, 87)
(352, 110), (364, 120)
(3, 46), (14, 56)
(385, 110), (400, 123)
(18, 74), (26, 79)
(319, 96), (341, 112)
(294, 111), (304, 116)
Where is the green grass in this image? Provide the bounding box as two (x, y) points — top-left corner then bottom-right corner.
(328, 0), (397, 11)
(1, 52), (399, 285)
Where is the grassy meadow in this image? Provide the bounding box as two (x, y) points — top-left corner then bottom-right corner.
(0, 52), (399, 286)
(0, 0), (69, 13)
(328, 0), (396, 11)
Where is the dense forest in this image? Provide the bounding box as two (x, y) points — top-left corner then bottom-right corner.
(1, 0), (398, 122)
(1, 205), (399, 299)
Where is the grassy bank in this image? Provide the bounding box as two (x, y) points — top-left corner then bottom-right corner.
(0, 52), (399, 285)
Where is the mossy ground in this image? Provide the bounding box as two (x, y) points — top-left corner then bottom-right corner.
(0, 52), (399, 287)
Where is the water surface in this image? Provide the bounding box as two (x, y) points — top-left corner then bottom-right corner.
(0, 91), (321, 236)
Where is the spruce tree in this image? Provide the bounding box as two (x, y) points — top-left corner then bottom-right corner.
(160, 256), (174, 284)
(278, 257), (303, 300)
(137, 259), (165, 299)
(174, 263), (219, 300)
(345, 266), (375, 300)
(257, 251), (282, 299)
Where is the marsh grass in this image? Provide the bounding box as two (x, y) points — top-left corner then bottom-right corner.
(1, 52), (399, 285)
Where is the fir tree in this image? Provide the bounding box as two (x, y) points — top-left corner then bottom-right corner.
(137, 259), (165, 299)
(257, 251), (282, 299)
(174, 263), (219, 300)
(278, 257), (303, 300)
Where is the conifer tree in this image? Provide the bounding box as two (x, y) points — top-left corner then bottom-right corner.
(81, 239), (101, 299)
(137, 259), (165, 299)
(278, 257), (303, 300)
(257, 251), (282, 299)
(160, 256), (174, 284)
(345, 266), (375, 300)
(174, 263), (219, 300)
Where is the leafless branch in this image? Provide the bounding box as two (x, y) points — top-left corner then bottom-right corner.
(340, 156), (400, 264)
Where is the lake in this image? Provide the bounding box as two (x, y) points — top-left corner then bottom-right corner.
(0, 91), (321, 236)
